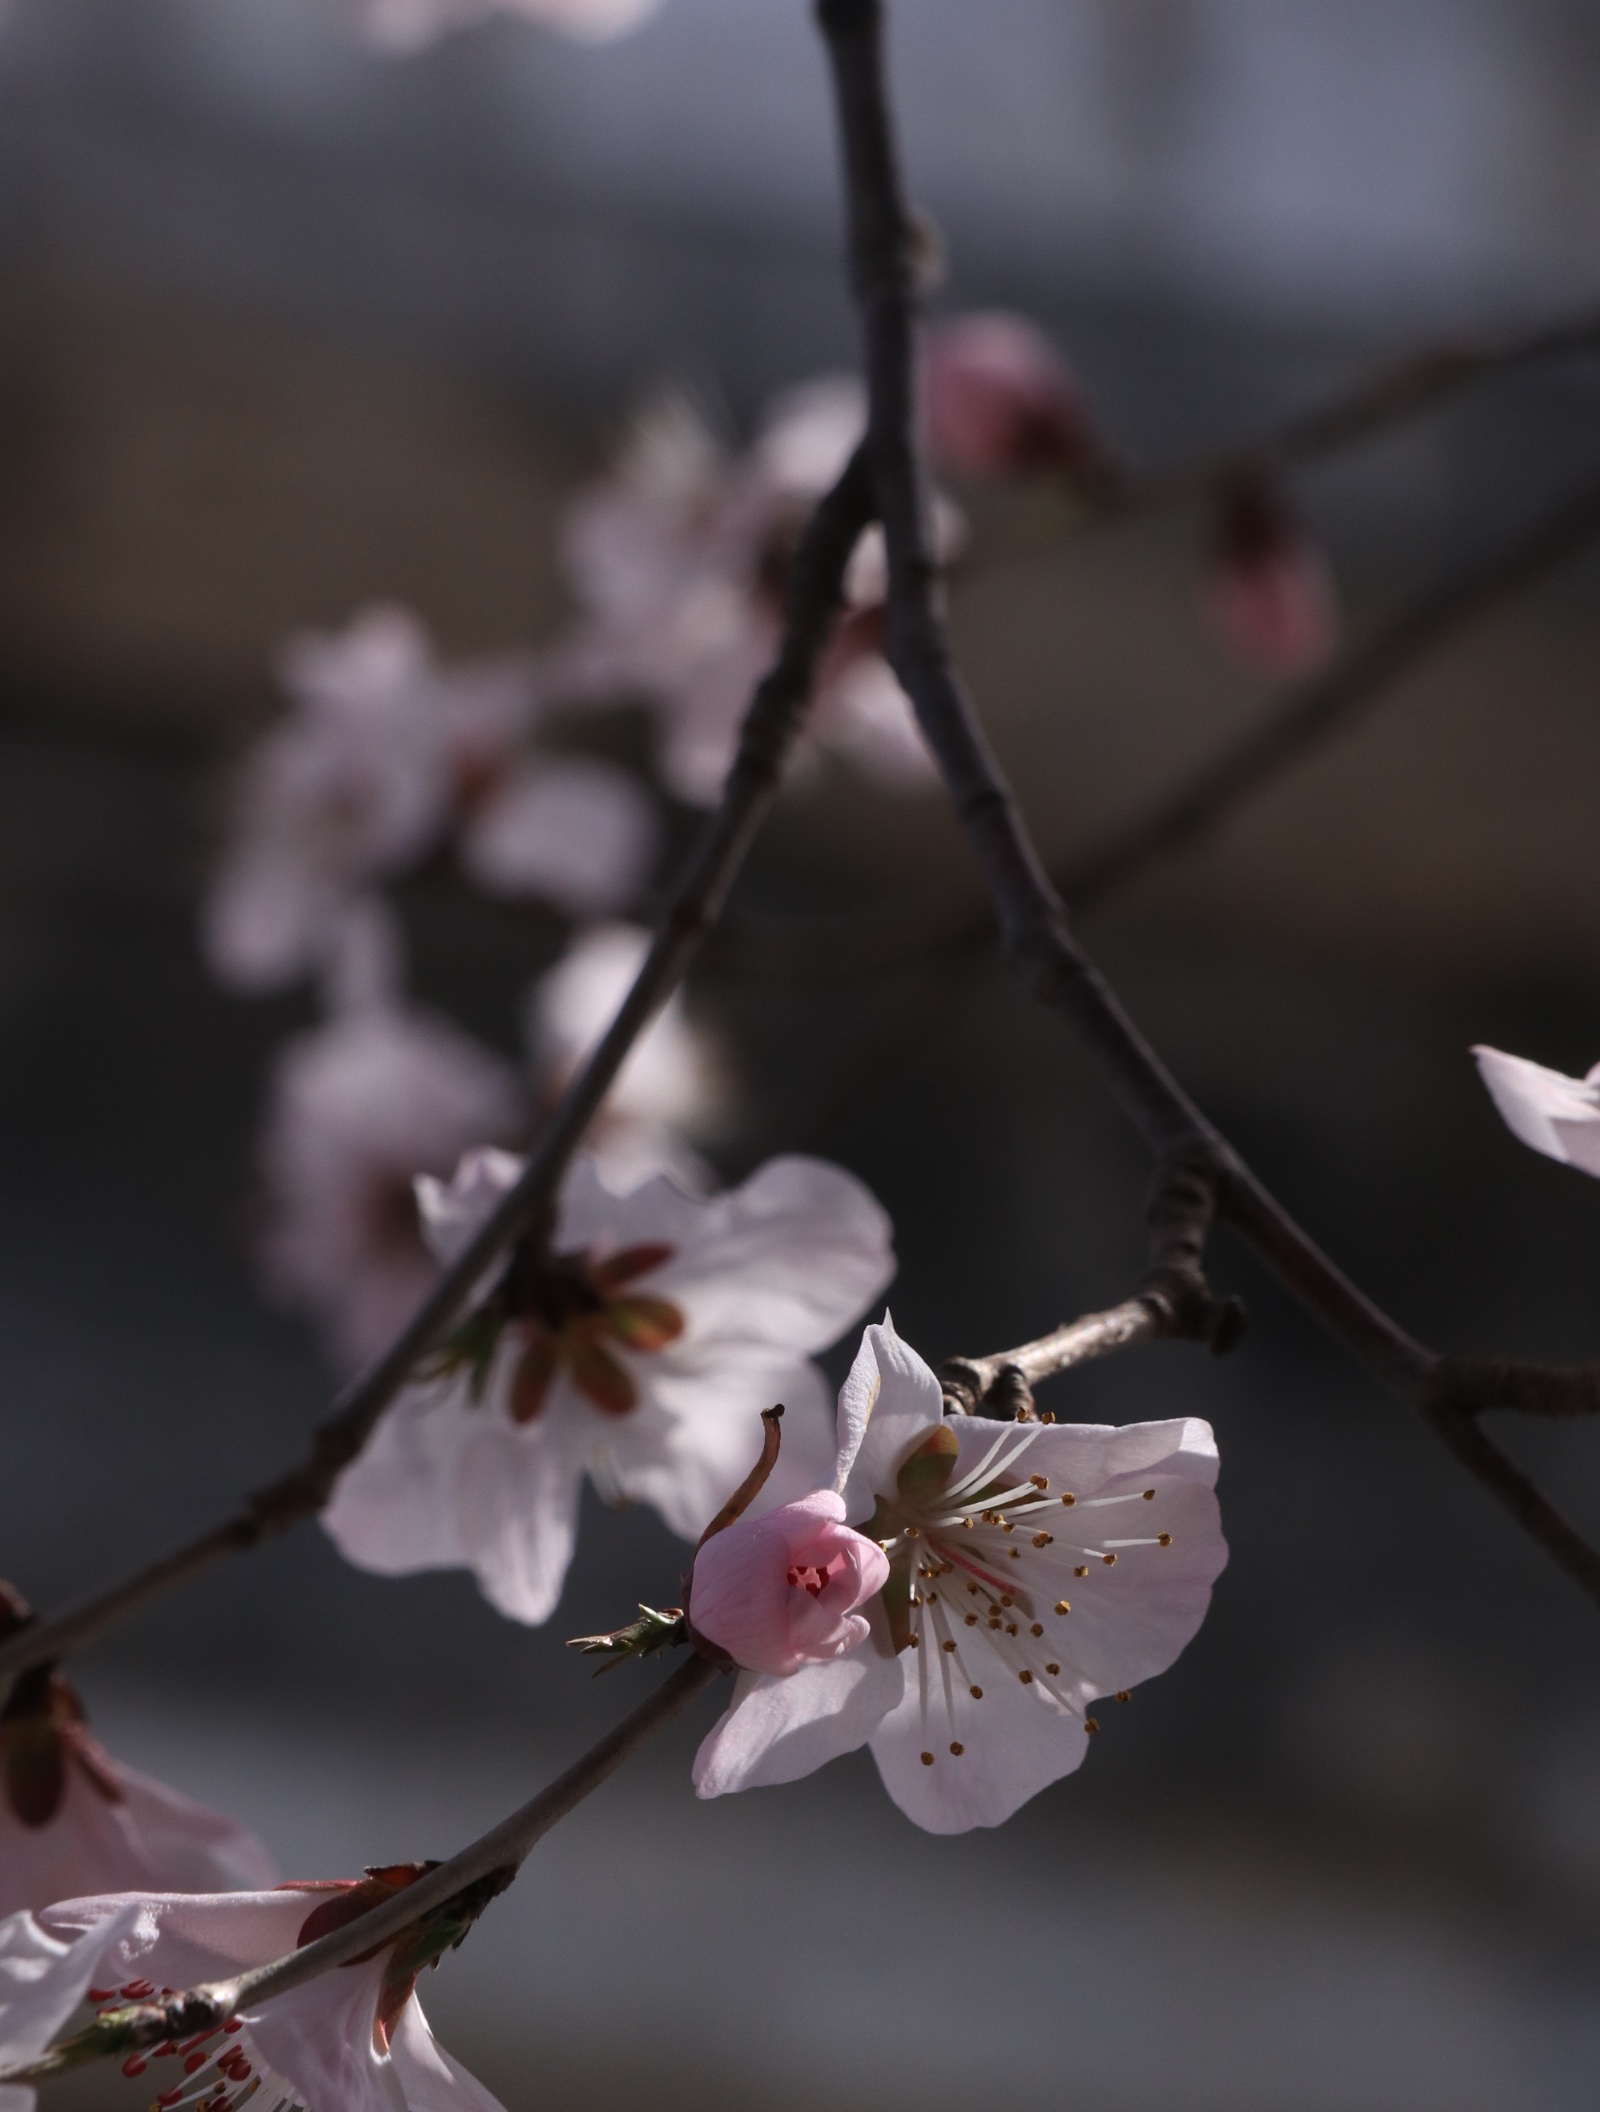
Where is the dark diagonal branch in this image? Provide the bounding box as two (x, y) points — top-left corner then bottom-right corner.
(1110, 307), (1600, 518)
(0, 1654), (721, 2087)
(0, 452), (877, 1703)
(816, 0), (1600, 1604)
(1065, 468), (1600, 908)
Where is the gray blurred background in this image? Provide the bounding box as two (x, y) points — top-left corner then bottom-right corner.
(6, 3), (1600, 2109)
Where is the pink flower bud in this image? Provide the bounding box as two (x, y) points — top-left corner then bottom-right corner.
(1204, 475), (1338, 678)
(922, 312), (1104, 482)
(690, 1490), (889, 1677)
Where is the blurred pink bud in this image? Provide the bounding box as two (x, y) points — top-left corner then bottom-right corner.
(691, 1490), (888, 1677)
(922, 313), (1104, 482)
(1204, 476), (1338, 678)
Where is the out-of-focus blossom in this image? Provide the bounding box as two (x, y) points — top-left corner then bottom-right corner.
(690, 1491), (889, 1678)
(551, 384), (951, 804)
(922, 312), (1110, 484)
(27, 1872), (504, 2112)
(356, 0), (661, 52)
(458, 756), (657, 914)
(525, 922), (722, 1192)
(258, 980), (523, 1372)
(203, 606), (651, 995)
(1474, 1045), (1600, 1177)
(0, 1586), (274, 1918)
(321, 1147), (896, 1626)
(1203, 475), (1338, 678)
(694, 1317), (1226, 1834)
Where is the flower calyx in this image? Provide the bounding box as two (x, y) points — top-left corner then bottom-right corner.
(290, 1859), (515, 2053)
(566, 1604), (688, 1675)
(0, 1583), (122, 1827)
(426, 1238), (686, 1421)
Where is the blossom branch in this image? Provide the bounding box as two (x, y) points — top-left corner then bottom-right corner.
(0, 451), (877, 1702)
(941, 1150), (1244, 1416)
(1107, 306), (1600, 518)
(0, 1654), (721, 2088)
(713, 459), (1600, 983)
(816, 0), (1600, 1602)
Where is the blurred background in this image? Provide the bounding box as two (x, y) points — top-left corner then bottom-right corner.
(6, 2), (1600, 2108)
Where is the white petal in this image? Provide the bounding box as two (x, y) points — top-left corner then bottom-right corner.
(322, 1384), (475, 1578)
(245, 1954), (406, 2112)
(103, 1766), (277, 1894)
(201, 851), (334, 994)
(528, 925), (717, 1133)
(39, 1890), (306, 1983)
(637, 1157), (895, 1356)
(1473, 1044), (1600, 1175)
(0, 1900), (143, 2081)
(459, 759), (658, 915)
(834, 1317), (943, 1519)
(415, 1147), (527, 1267)
(388, 1996), (511, 2112)
(692, 1647), (904, 1797)
(869, 1659), (1090, 1835)
(446, 1397), (595, 1625)
(610, 1353), (837, 1542)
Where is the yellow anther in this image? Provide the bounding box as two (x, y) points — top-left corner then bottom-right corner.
(941, 1640), (956, 1654)
(1030, 1622), (1044, 1637)
(969, 1685), (983, 1699)
(1054, 1599), (1071, 1615)
(1085, 1717), (1100, 1735)
(949, 1742), (964, 1756)
(904, 1524), (921, 1539)
(999, 1594), (1014, 1607)
(1001, 1521), (1015, 1535)
(1074, 1566), (1089, 1579)
(1044, 1662), (1060, 1676)
(1101, 1553), (1117, 1566)
(961, 1517), (975, 1531)
(908, 1633), (920, 1647)
(965, 1613), (978, 1626)
(1029, 1475), (1048, 1490)
(1115, 1690), (1131, 1703)
(1040, 1411), (1056, 1423)
(1032, 1532), (1053, 1548)
(1142, 1490), (1155, 1501)
(1018, 1669), (1034, 1684)
(1158, 1533), (1172, 1547)
(920, 1751), (934, 1766)
(1060, 1493), (1076, 1507)
(1009, 1548), (1021, 1560)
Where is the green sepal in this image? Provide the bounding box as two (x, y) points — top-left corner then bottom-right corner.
(895, 1421), (959, 1504)
(420, 1308), (503, 1403)
(566, 1604), (687, 1675)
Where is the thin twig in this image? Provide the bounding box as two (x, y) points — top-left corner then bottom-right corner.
(816, 0), (1600, 1604)
(0, 1655), (721, 2087)
(0, 451), (877, 1703)
(1109, 307), (1600, 517)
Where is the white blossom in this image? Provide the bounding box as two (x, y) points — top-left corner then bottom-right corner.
(321, 1147), (896, 1626)
(257, 991), (523, 1372)
(1474, 1044), (1600, 1177)
(525, 922), (723, 1192)
(693, 1317), (1227, 1833)
(203, 606), (651, 995)
(550, 385), (949, 804)
(14, 1877), (503, 2112)
(0, 1591), (273, 1921)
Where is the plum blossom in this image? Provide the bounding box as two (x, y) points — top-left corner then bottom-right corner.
(203, 605), (653, 995)
(0, 1589), (274, 1919)
(922, 312), (1111, 485)
(525, 923), (724, 1192)
(693, 1317), (1226, 1834)
(257, 955), (524, 1371)
(1203, 474), (1338, 678)
(9, 1870), (504, 2112)
(356, 0), (660, 53)
(1473, 1044), (1600, 1176)
(321, 1148), (895, 1625)
(690, 1492), (888, 1678)
(550, 384), (949, 804)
